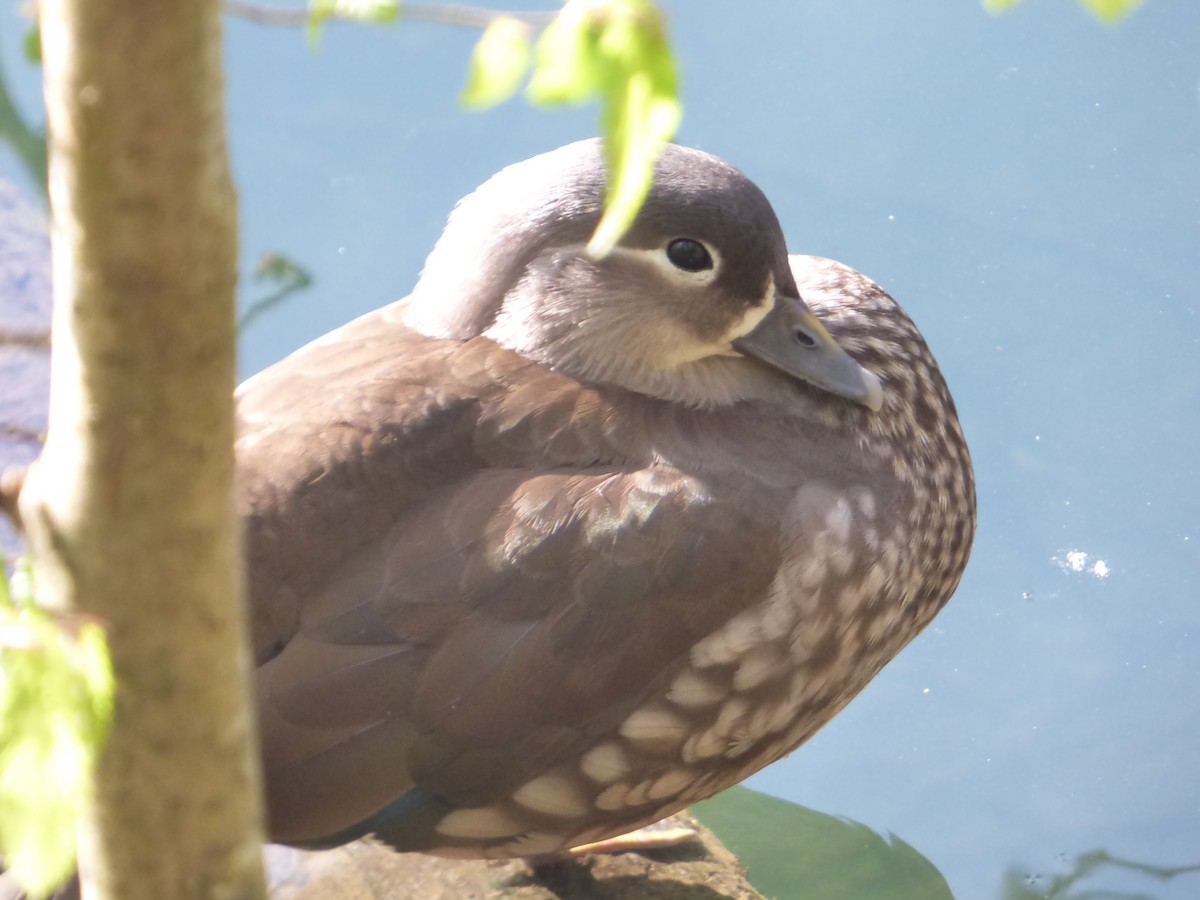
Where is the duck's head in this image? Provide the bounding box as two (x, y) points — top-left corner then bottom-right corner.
(404, 139), (882, 411)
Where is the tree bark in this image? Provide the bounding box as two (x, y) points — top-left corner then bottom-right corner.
(20, 0), (267, 897)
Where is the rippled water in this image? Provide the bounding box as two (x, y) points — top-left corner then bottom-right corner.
(2, 2), (1197, 897)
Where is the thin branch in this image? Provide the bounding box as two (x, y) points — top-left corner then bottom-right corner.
(238, 253), (313, 333)
(0, 425), (45, 444)
(223, 1), (558, 29)
(0, 329), (51, 349)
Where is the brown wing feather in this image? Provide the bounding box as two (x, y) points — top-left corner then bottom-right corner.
(257, 463), (778, 838)
(241, 303), (781, 841)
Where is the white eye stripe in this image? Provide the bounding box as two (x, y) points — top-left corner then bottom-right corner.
(610, 245), (722, 285)
(723, 277), (775, 342)
(604, 245), (776, 349)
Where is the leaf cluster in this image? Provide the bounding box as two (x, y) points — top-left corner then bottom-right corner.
(0, 560), (113, 898)
(308, 0), (401, 48)
(983, 0), (1145, 23)
(461, 0), (681, 256)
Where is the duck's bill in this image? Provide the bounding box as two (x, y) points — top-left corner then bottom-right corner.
(732, 298), (884, 412)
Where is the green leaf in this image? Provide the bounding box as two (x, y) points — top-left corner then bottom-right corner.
(22, 26), (41, 64)
(527, 3), (605, 105)
(590, 3), (680, 255)
(982, 0), (1145, 22)
(308, 0), (336, 50)
(461, 17), (533, 110)
(307, 0), (401, 50)
(1078, 0), (1144, 22)
(693, 786), (954, 900)
(0, 560), (114, 898)
(527, 0), (681, 256)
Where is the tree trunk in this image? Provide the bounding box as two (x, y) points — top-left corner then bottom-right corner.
(20, 0), (267, 897)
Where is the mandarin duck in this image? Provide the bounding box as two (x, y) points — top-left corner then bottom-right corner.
(239, 139), (976, 859)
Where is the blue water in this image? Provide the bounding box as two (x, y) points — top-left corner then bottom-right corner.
(2, 2), (1198, 897)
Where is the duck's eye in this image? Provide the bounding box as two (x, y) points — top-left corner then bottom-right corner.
(666, 238), (714, 273)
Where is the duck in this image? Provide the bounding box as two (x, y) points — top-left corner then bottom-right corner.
(238, 138), (976, 859)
